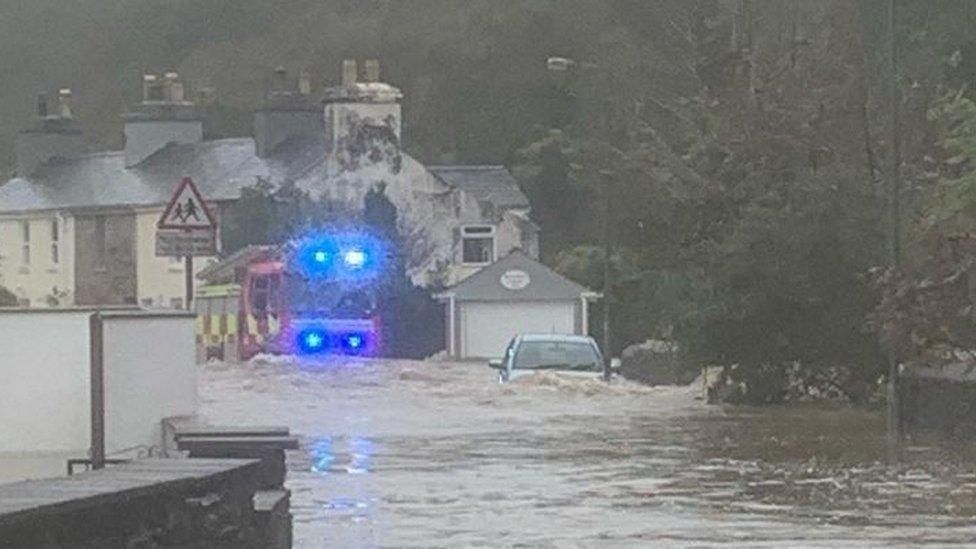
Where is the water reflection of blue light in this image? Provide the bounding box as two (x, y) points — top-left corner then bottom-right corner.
(348, 436), (374, 474)
(310, 437), (335, 473)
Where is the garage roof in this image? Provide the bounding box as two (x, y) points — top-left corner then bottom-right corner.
(444, 250), (592, 302)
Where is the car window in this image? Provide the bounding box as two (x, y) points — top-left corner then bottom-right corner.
(512, 341), (601, 371)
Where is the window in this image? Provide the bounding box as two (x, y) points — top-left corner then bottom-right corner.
(513, 341), (602, 372)
(462, 225), (495, 265)
(20, 221), (30, 265)
(50, 218), (59, 265)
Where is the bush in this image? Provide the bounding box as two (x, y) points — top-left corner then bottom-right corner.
(0, 285), (16, 306)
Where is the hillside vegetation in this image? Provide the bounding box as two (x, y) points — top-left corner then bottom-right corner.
(6, 1), (976, 402)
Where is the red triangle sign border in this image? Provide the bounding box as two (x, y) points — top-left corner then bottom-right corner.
(157, 176), (217, 230)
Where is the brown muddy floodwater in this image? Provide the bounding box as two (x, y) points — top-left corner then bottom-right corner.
(199, 356), (976, 548)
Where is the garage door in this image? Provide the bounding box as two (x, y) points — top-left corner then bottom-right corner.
(460, 301), (576, 359)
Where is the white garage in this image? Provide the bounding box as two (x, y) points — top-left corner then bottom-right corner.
(437, 251), (600, 359)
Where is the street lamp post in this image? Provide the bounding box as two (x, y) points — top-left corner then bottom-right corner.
(546, 56), (613, 381)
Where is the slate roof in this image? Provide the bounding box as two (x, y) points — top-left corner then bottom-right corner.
(428, 165), (529, 210)
(0, 136), (324, 214)
(0, 140), (530, 216)
(444, 250), (592, 302)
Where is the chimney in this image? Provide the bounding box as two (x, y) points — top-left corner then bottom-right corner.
(143, 74), (163, 102)
(57, 89), (73, 119)
(342, 59), (357, 86)
(36, 93), (48, 118)
(298, 70), (312, 95)
(16, 88), (84, 176)
(322, 60), (403, 176)
(253, 66), (321, 158)
(124, 72), (203, 167)
(164, 72), (185, 103)
(363, 59), (380, 83)
(273, 66), (288, 91)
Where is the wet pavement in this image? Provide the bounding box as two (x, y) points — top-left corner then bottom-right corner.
(199, 356), (976, 547)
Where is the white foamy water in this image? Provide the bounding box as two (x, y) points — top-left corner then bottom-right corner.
(198, 356), (976, 547)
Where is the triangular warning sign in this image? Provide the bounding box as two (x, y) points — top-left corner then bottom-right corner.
(157, 177), (217, 230)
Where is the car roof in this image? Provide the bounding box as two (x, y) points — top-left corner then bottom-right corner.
(516, 333), (595, 344)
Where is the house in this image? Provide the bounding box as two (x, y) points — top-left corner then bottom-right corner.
(437, 250), (600, 359)
(0, 61), (538, 307)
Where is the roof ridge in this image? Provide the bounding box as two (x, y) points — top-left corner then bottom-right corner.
(428, 165), (505, 170)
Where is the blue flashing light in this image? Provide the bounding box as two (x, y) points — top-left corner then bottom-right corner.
(298, 329), (328, 354)
(292, 231), (387, 281)
(341, 332), (367, 353)
(343, 248), (367, 269)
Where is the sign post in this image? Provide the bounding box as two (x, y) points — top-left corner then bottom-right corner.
(156, 177), (218, 310)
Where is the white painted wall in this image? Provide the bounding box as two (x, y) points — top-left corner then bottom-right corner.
(102, 313), (198, 455)
(0, 214), (75, 306)
(134, 208), (216, 308)
(0, 309), (198, 464)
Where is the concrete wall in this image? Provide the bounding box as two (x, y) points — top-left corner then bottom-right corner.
(74, 212), (137, 305)
(134, 208), (215, 308)
(0, 214), (75, 306)
(0, 308), (198, 461)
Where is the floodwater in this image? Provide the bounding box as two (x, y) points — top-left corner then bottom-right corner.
(199, 356), (976, 547)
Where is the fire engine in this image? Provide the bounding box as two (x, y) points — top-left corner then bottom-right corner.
(194, 233), (387, 361)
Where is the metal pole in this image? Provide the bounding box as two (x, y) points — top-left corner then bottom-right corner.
(89, 312), (105, 470)
(886, 0), (902, 440)
(185, 255), (194, 311)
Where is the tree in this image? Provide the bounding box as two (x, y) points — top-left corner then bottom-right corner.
(0, 285), (16, 306)
(220, 178), (342, 254)
(363, 183), (443, 358)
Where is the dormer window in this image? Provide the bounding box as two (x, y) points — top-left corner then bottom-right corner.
(462, 225), (495, 265)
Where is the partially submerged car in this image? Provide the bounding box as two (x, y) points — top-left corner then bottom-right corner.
(489, 333), (618, 382)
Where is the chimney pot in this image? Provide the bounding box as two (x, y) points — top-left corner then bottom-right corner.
(298, 70), (312, 95)
(342, 59), (358, 86)
(37, 93), (48, 118)
(57, 89), (73, 119)
(364, 59), (380, 83)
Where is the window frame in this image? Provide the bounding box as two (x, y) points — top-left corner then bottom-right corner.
(20, 220), (30, 265)
(50, 218), (60, 266)
(461, 225), (496, 266)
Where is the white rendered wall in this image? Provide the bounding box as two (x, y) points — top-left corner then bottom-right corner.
(101, 313), (198, 455)
(0, 311), (91, 454)
(0, 309), (197, 462)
